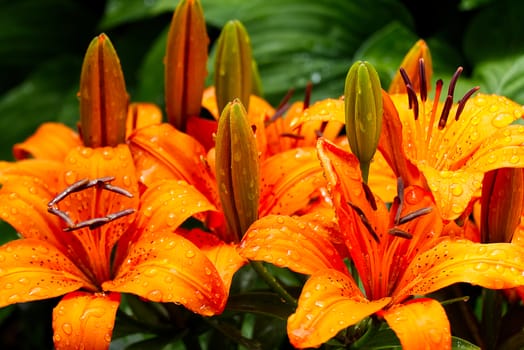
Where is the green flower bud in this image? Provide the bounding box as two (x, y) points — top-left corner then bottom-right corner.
(79, 34), (129, 147)
(165, 0), (209, 131)
(215, 99), (259, 241)
(214, 20), (253, 114)
(344, 61), (383, 183)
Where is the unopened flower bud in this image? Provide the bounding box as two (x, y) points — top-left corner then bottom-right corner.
(214, 20), (253, 114)
(165, 0), (209, 130)
(215, 99), (259, 241)
(79, 34), (129, 147)
(344, 61), (383, 183)
(480, 167), (524, 243)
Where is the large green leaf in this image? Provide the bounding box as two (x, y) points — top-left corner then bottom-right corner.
(463, 0), (524, 65)
(472, 54), (524, 103)
(0, 57), (80, 161)
(135, 0), (414, 106)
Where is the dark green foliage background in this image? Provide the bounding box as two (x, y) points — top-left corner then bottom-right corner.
(0, 0), (523, 349)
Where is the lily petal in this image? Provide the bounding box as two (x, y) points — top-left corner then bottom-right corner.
(136, 179), (217, 234)
(259, 147), (326, 216)
(128, 123), (218, 204)
(418, 165), (483, 221)
(13, 123), (81, 161)
(287, 269), (390, 349)
(126, 102), (162, 137)
(0, 171), (63, 243)
(52, 291), (120, 350)
(105, 229), (227, 316)
(184, 228), (246, 292)
(239, 215), (348, 275)
(382, 298), (450, 350)
(395, 240), (524, 302)
(0, 238), (92, 307)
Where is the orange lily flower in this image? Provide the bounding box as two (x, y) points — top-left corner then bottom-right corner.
(239, 138), (524, 349)
(0, 145), (245, 349)
(0, 33), (245, 349)
(128, 108), (328, 243)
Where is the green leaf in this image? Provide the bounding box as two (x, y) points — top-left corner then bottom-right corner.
(472, 54), (524, 103)
(226, 292), (295, 320)
(100, 0), (176, 29)
(452, 336), (481, 350)
(203, 0), (413, 104)
(463, 0), (524, 65)
(0, 57), (80, 161)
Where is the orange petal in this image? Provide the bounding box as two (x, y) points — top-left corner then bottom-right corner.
(466, 124), (524, 171)
(105, 229), (227, 316)
(0, 171), (63, 243)
(126, 102), (163, 137)
(259, 147), (326, 216)
(131, 179), (216, 244)
(240, 215), (348, 275)
(52, 291), (120, 350)
(128, 123), (219, 204)
(12, 123), (81, 161)
(287, 269), (390, 348)
(382, 298), (450, 350)
(184, 228), (246, 292)
(379, 91), (422, 187)
(58, 145), (139, 255)
(186, 115), (218, 151)
(0, 238), (92, 307)
(416, 164), (482, 221)
(368, 150), (398, 203)
(289, 98), (345, 128)
(395, 240), (524, 302)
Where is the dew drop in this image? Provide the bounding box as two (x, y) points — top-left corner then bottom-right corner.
(491, 113), (513, 128)
(186, 250), (195, 258)
(62, 323), (73, 335)
(474, 262), (489, 271)
(64, 171), (78, 185)
(451, 184), (463, 196)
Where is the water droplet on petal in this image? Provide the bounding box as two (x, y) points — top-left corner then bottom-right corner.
(62, 323), (73, 335)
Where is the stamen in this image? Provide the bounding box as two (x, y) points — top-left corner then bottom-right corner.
(268, 88), (295, 124)
(63, 208), (136, 231)
(447, 67), (463, 97)
(362, 182), (377, 210)
(399, 67), (419, 120)
(427, 79), (443, 133)
(406, 84), (419, 120)
(418, 58), (427, 102)
(438, 95), (453, 130)
(347, 201), (380, 243)
(455, 86), (480, 121)
(388, 227), (413, 239)
(399, 68), (414, 109)
(394, 177), (404, 225)
(48, 176), (135, 231)
(303, 81), (313, 110)
(279, 132), (305, 140)
(398, 207), (433, 225)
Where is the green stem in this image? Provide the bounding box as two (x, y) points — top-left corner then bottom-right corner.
(250, 261), (297, 307)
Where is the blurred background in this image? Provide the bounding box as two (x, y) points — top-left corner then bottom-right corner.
(1, 0), (524, 348)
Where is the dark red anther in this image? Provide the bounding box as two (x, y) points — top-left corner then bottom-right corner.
(455, 86), (480, 121)
(418, 58), (427, 103)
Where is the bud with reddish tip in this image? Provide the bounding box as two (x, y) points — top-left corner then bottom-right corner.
(165, 0), (209, 130)
(214, 20), (253, 114)
(79, 34), (129, 147)
(480, 167), (524, 243)
(215, 99), (259, 241)
(344, 61), (383, 183)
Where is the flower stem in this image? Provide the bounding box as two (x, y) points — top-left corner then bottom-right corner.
(250, 261), (297, 307)
(361, 161), (370, 184)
